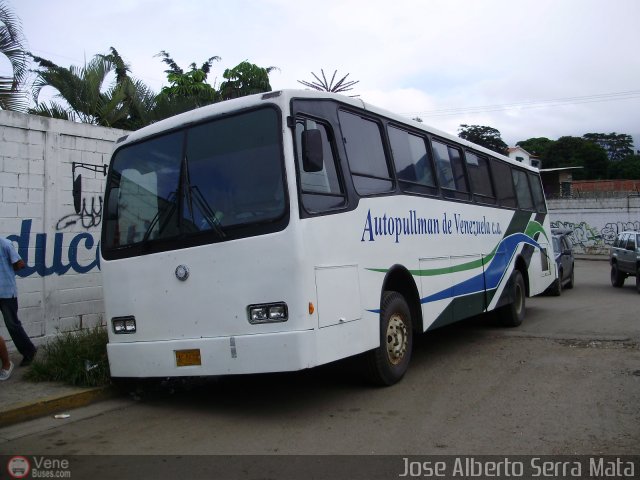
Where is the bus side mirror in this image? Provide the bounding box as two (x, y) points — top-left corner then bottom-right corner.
(302, 129), (323, 172)
(106, 188), (119, 220)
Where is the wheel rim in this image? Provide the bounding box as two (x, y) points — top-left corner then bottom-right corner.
(386, 313), (408, 365)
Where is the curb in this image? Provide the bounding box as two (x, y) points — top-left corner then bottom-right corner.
(0, 386), (118, 428)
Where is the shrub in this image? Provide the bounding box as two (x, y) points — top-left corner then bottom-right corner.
(25, 326), (111, 387)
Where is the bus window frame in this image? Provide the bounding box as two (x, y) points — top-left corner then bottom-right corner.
(338, 109), (396, 198)
(464, 149), (497, 206)
(386, 123), (439, 198)
(292, 114), (348, 216)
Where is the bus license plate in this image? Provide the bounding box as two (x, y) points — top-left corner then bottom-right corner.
(175, 349), (201, 367)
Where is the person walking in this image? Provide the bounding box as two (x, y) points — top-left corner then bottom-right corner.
(0, 336), (14, 381)
(0, 237), (36, 366)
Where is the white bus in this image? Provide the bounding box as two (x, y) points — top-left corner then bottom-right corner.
(101, 89), (555, 386)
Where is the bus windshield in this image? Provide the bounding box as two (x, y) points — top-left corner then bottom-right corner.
(102, 107), (286, 257)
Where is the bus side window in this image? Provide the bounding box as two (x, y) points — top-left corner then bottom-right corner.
(465, 151), (496, 204)
(512, 169), (535, 210)
(388, 125), (437, 196)
(528, 171), (547, 213)
(490, 158), (517, 208)
(338, 110), (394, 196)
(295, 118), (346, 213)
(432, 140), (470, 200)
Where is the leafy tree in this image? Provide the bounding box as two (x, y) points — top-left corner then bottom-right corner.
(0, 0), (28, 111)
(298, 69), (359, 94)
(458, 124), (508, 154)
(608, 154), (640, 179)
(545, 136), (608, 179)
(219, 61), (277, 101)
(582, 132), (634, 162)
(516, 137), (555, 157)
(155, 50), (220, 111)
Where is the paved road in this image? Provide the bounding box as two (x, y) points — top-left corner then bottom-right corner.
(1, 260), (638, 463)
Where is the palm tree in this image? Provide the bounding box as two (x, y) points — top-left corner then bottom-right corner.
(297, 69), (359, 94)
(29, 48), (155, 130)
(0, 1), (28, 111)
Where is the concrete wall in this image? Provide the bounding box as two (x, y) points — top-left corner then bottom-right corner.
(548, 196), (640, 255)
(0, 110), (127, 348)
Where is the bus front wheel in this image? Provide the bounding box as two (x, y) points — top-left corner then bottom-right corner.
(365, 291), (413, 386)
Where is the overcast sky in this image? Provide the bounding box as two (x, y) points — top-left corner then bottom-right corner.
(5, 0), (640, 148)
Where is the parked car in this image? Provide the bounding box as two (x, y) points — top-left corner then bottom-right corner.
(609, 230), (640, 293)
(548, 228), (575, 296)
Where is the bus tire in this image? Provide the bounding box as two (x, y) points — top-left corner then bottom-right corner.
(610, 263), (625, 287)
(365, 291), (413, 386)
(497, 270), (525, 327)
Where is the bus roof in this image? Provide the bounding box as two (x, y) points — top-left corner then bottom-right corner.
(117, 89), (537, 172)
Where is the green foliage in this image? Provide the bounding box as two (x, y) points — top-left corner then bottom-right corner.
(156, 50), (220, 110)
(583, 132), (634, 162)
(545, 136), (609, 179)
(609, 154), (640, 179)
(29, 48), (156, 130)
(458, 124), (508, 154)
(219, 61), (276, 100)
(0, 0), (28, 111)
(25, 326), (111, 387)
(516, 137), (554, 157)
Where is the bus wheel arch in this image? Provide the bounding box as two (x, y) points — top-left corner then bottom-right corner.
(497, 256), (528, 327)
(364, 265), (421, 386)
(380, 264), (423, 334)
(497, 268), (526, 327)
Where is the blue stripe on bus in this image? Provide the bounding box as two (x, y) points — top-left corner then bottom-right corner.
(365, 233), (541, 313)
(419, 233), (541, 305)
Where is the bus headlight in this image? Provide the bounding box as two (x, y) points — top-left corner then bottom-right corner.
(112, 316), (136, 334)
(248, 303), (288, 324)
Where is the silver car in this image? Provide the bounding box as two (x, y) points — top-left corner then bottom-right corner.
(610, 230), (640, 293)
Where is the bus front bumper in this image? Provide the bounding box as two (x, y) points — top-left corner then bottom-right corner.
(107, 329), (316, 378)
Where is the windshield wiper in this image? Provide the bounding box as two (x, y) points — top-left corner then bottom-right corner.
(141, 191), (179, 243)
(189, 185), (226, 238)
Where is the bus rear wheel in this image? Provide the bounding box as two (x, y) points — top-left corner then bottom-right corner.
(497, 270), (525, 327)
(365, 291), (413, 386)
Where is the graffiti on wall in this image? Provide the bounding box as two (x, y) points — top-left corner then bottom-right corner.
(601, 221), (640, 243)
(9, 219), (100, 277)
(7, 162), (106, 277)
(550, 219), (640, 252)
(55, 162), (107, 231)
(550, 220), (604, 250)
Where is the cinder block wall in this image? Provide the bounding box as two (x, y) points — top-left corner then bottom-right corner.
(0, 110), (127, 348)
